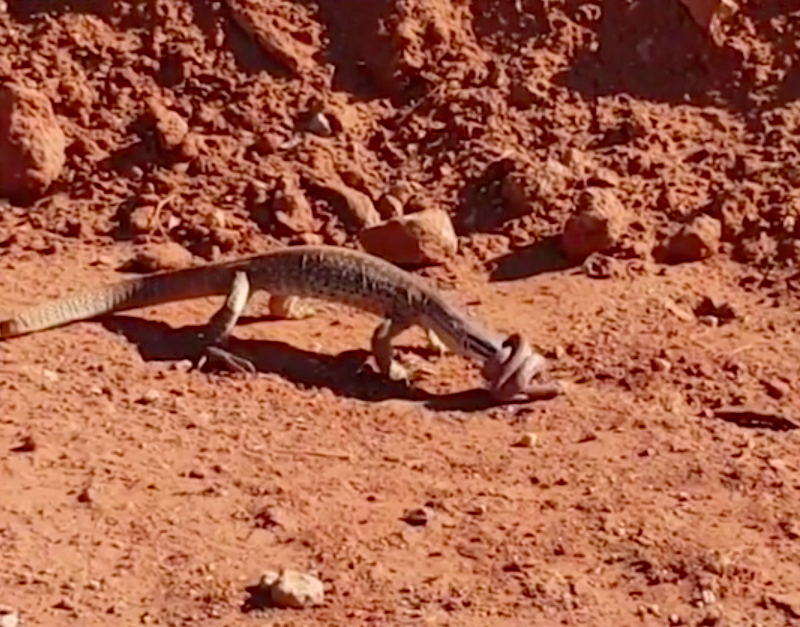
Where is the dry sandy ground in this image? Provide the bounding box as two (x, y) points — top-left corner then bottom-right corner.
(1, 1), (800, 626)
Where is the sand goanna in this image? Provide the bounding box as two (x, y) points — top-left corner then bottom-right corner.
(0, 245), (561, 401)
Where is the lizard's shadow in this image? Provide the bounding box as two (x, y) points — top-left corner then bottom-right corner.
(100, 315), (527, 413)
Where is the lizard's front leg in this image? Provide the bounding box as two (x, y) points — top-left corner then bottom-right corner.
(194, 271), (257, 374)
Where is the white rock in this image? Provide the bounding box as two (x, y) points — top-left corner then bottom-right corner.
(259, 569), (324, 609)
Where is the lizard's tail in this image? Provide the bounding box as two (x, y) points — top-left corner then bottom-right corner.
(0, 264), (236, 340)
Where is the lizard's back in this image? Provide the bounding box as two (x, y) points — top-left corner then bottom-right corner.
(0, 245), (447, 339)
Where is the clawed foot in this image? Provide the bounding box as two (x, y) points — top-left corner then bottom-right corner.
(481, 333), (563, 402)
(192, 344), (257, 375)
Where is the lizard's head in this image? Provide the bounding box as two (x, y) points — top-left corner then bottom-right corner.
(422, 299), (503, 363)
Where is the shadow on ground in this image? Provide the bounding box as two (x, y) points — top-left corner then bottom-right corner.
(101, 315), (536, 413)
(488, 237), (573, 282)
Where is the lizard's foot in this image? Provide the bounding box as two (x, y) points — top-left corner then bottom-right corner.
(385, 359), (427, 385)
(425, 329), (449, 356)
(482, 333), (562, 401)
(193, 345), (257, 375)
(269, 294), (316, 320)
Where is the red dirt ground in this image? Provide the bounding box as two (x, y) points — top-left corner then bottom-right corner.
(1, 1), (800, 625)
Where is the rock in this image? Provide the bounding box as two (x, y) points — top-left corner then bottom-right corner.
(693, 296), (736, 323)
(10, 435), (36, 453)
(561, 188), (629, 262)
(660, 215), (721, 264)
(305, 173), (381, 229)
(0, 82), (67, 200)
(148, 98), (188, 151)
(376, 193), (404, 219)
(513, 433), (538, 448)
(761, 378), (790, 400)
(401, 507), (431, 526)
(137, 389), (161, 405)
(501, 158), (569, 220)
(770, 592), (800, 619)
(306, 111), (332, 137)
(651, 357), (672, 372)
(0, 606), (19, 627)
(677, 0), (738, 32)
(123, 242), (193, 273)
(272, 178), (317, 234)
(258, 569), (324, 609)
(360, 208), (458, 265)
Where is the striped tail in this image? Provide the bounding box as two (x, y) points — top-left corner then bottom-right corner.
(0, 265), (236, 340)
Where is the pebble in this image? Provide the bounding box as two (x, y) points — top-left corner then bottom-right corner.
(360, 208), (458, 265)
(10, 435), (36, 453)
(0, 606), (19, 627)
(148, 98), (188, 151)
(761, 378), (790, 400)
(125, 242), (193, 273)
(660, 215), (721, 264)
(0, 83), (66, 200)
(650, 357), (672, 372)
(376, 193), (405, 219)
(137, 389), (161, 405)
(258, 569), (324, 609)
(401, 507), (431, 526)
(560, 188), (630, 262)
(514, 433), (538, 448)
(306, 111), (333, 137)
(697, 315), (719, 327)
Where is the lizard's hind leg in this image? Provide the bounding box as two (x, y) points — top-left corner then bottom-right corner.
(371, 318), (420, 384)
(194, 271), (257, 374)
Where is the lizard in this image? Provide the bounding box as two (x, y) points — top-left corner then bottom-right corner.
(0, 244), (560, 401)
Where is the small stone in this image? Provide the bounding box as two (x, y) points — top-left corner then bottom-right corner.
(376, 193), (405, 218)
(513, 433), (538, 448)
(360, 208), (458, 265)
(272, 183), (317, 234)
(501, 159), (568, 220)
(401, 507), (431, 526)
(137, 389), (161, 405)
(10, 435), (36, 453)
(0, 605), (19, 627)
(697, 315), (719, 327)
(307, 174), (381, 228)
(587, 166), (620, 187)
(651, 357), (672, 372)
(668, 613), (683, 625)
(761, 378), (790, 400)
(306, 111), (332, 137)
(699, 608), (722, 626)
(0, 82), (67, 200)
(770, 592), (800, 619)
(123, 242), (193, 273)
(768, 458), (788, 471)
(258, 569), (324, 609)
(779, 519), (800, 540)
(387, 181), (417, 206)
(148, 98), (188, 151)
(660, 215), (721, 264)
(693, 296), (736, 323)
(128, 205), (157, 234)
(561, 188), (629, 262)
